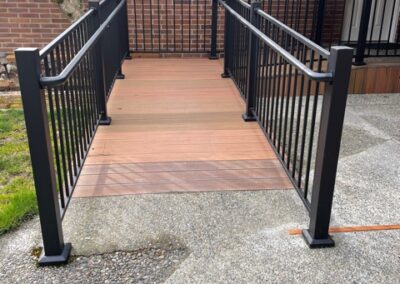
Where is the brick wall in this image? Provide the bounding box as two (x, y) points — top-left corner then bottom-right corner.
(0, 0), (72, 54)
(127, 0), (225, 55)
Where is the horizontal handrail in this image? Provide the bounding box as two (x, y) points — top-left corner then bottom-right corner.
(237, 0), (251, 9)
(39, 9), (95, 59)
(219, 0), (333, 82)
(255, 9), (331, 58)
(40, 0), (126, 87)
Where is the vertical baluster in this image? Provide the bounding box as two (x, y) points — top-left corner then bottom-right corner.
(304, 54), (323, 200)
(174, 0), (177, 52)
(149, 0), (154, 51)
(44, 55), (65, 209)
(354, 0), (373, 65)
(282, 35), (295, 166)
(55, 46), (74, 190)
(66, 35), (84, 163)
(242, 0), (260, 122)
(76, 26), (91, 146)
(314, 0), (326, 45)
(49, 51), (70, 205)
(386, 0), (396, 56)
(298, 49), (316, 191)
(141, 0), (146, 51)
(262, 20), (273, 129)
(210, 0), (218, 58)
(222, 0), (232, 78)
(259, 20), (269, 127)
(80, 20), (95, 131)
(254, 40), (263, 117)
(189, 0), (192, 52)
(60, 40), (78, 177)
(166, 0), (169, 51)
(133, 0), (138, 51)
(89, 0), (111, 125)
(181, 0), (183, 52)
(196, 0), (199, 52)
(277, 28), (290, 154)
(367, 0), (379, 57)
(157, 0), (161, 51)
(72, 28), (89, 147)
(203, 0), (206, 53)
(292, 44), (307, 182)
(376, 0), (388, 57)
(287, 39), (300, 172)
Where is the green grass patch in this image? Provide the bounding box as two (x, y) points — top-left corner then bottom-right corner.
(0, 109), (37, 235)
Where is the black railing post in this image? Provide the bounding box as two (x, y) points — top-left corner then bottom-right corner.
(122, 0), (132, 60)
(89, 0), (111, 125)
(15, 48), (71, 265)
(116, 0), (131, 79)
(209, 0), (219, 59)
(302, 46), (353, 248)
(314, 0), (326, 45)
(354, 0), (373, 66)
(221, 0), (231, 78)
(242, 0), (260, 122)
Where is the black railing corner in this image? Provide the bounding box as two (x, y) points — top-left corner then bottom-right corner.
(242, 0), (261, 122)
(89, 0), (112, 125)
(314, 0), (326, 45)
(15, 48), (71, 265)
(221, 0), (231, 78)
(354, 0), (373, 66)
(303, 46), (353, 248)
(209, 0), (219, 60)
(122, 0), (132, 60)
(116, 68), (126, 80)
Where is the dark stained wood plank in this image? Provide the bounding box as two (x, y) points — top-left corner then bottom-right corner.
(74, 178), (293, 198)
(80, 160), (283, 175)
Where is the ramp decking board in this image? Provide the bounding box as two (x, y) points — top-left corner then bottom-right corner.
(73, 59), (293, 197)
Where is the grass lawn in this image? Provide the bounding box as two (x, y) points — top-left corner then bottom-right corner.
(0, 108), (37, 235)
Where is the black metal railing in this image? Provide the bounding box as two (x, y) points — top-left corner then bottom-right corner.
(222, 0), (251, 95)
(130, 0), (399, 65)
(131, 0), (222, 54)
(15, 0), (130, 265)
(216, 0), (353, 247)
(341, 0), (400, 65)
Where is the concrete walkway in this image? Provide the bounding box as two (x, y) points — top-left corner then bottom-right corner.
(0, 94), (399, 283)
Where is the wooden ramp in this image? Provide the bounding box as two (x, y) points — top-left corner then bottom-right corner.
(74, 58), (293, 197)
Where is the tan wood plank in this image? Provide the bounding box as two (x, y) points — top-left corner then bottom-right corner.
(85, 152), (278, 165)
(74, 58), (293, 197)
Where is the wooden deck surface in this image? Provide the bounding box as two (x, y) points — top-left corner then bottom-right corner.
(74, 58), (293, 197)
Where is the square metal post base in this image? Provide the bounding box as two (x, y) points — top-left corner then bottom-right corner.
(38, 243), (72, 266)
(302, 229), (335, 248)
(99, 116), (112, 125)
(116, 73), (125, 79)
(125, 55), (133, 60)
(352, 61), (366, 66)
(209, 55), (218, 60)
(221, 72), (230, 78)
(242, 113), (257, 122)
